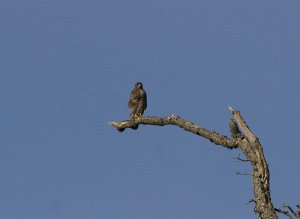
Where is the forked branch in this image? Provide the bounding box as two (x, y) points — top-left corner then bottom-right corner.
(109, 106), (281, 219)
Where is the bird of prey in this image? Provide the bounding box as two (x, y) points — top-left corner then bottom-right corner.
(128, 82), (147, 119)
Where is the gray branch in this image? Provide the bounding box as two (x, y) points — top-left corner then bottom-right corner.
(109, 106), (283, 219)
(109, 115), (240, 149)
(275, 208), (293, 219)
(276, 203), (300, 219)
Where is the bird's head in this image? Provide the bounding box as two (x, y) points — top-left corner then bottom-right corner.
(135, 82), (143, 89)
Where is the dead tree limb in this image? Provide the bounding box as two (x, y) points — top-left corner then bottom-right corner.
(228, 107), (278, 219)
(275, 208), (294, 219)
(275, 203), (300, 219)
(233, 154), (250, 162)
(280, 204), (300, 219)
(109, 106), (281, 219)
(109, 115), (241, 149)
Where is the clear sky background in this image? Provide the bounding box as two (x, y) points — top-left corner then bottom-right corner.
(1, 0), (299, 219)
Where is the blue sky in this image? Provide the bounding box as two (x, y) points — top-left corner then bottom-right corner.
(1, 0), (300, 218)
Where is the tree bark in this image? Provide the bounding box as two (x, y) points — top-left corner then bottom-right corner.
(109, 107), (279, 219)
(228, 107), (278, 219)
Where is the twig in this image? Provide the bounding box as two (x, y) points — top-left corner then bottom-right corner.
(283, 203), (300, 218)
(275, 208), (293, 219)
(233, 154), (250, 162)
(245, 199), (255, 206)
(235, 171), (250, 176)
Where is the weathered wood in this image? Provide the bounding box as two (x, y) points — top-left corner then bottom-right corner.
(109, 115), (239, 149)
(229, 106), (278, 219)
(109, 107), (284, 219)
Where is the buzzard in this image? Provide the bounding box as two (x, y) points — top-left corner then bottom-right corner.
(128, 82), (147, 119)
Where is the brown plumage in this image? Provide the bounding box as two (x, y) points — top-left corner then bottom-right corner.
(128, 82), (147, 119)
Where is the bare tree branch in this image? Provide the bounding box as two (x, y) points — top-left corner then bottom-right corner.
(235, 170), (251, 176)
(246, 199), (256, 206)
(229, 118), (242, 138)
(228, 107), (278, 219)
(279, 203), (300, 219)
(275, 203), (300, 219)
(109, 106), (281, 219)
(275, 208), (293, 219)
(109, 115), (240, 149)
(283, 203), (297, 217)
(233, 154), (250, 162)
